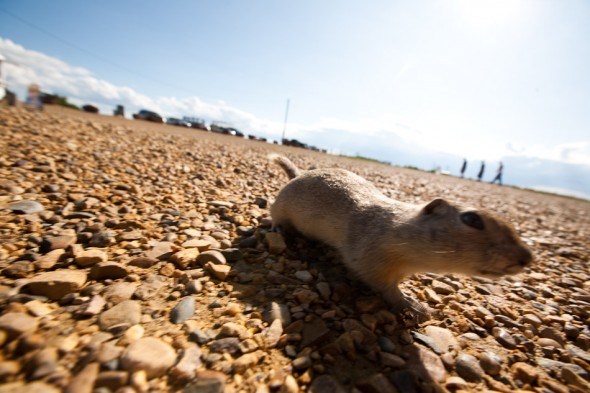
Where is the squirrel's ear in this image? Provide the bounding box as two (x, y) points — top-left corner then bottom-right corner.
(421, 198), (451, 215)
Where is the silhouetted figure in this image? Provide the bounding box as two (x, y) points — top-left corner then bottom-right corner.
(460, 159), (467, 178)
(491, 161), (503, 185)
(477, 161), (485, 182)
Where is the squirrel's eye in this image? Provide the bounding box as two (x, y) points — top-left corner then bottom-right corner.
(461, 212), (485, 230)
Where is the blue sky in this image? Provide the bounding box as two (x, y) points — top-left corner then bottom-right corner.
(1, 1), (589, 198)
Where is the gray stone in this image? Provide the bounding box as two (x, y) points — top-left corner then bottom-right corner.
(170, 296), (195, 324)
(479, 351), (503, 376)
(208, 338), (241, 356)
(98, 300), (141, 331)
(5, 200), (44, 214)
(492, 327), (517, 349)
(455, 353), (484, 382)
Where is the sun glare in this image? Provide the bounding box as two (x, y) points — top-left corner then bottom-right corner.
(457, 0), (526, 29)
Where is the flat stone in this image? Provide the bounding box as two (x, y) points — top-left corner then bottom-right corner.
(98, 300), (141, 331)
(145, 241), (174, 260)
(5, 200), (44, 214)
(121, 337), (177, 379)
(170, 296), (195, 324)
(40, 235), (77, 253)
(182, 239), (212, 251)
(128, 257), (158, 268)
(34, 249), (65, 270)
(424, 325), (460, 355)
(24, 270), (87, 300)
(262, 319), (283, 349)
(102, 282), (137, 304)
(89, 262), (128, 280)
(75, 249), (108, 267)
(0, 312), (38, 339)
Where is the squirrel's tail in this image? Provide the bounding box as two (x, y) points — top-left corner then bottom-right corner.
(269, 154), (301, 180)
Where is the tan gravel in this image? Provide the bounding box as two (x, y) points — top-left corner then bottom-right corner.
(0, 105), (589, 392)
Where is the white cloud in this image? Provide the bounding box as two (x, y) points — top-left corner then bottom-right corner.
(1, 36), (587, 170)
(507, 141), (590, 167)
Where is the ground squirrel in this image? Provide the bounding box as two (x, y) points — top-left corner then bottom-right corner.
(269, 154), (534, 314)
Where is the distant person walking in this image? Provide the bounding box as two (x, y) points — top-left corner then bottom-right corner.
(491, 161), (504, 185)
(477, 161), (485, 182)
(25, 83), (43, 110)
(460, 158), (467, 178)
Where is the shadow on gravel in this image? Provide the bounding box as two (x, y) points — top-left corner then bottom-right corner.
(232, 228), (443, 392)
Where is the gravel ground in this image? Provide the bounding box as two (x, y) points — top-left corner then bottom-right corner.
(0, 105), (589, 393)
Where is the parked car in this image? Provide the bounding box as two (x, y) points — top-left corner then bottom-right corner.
(166, 117), (190, 127)
(183, 117), (209, 131)
(210, 122), (243, 137)
(133, 109), (164, 123)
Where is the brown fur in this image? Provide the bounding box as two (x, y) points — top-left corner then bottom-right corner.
(270, 155), (534, 313)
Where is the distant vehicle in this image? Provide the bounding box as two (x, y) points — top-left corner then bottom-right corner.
(183, 117), (209, 131)
(82, 104), (99, 114)
(210, 122), (244, 137)
(248, 134), (267, 142)
(166, 117), (190, 127)
(133, 109), (164, 123)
